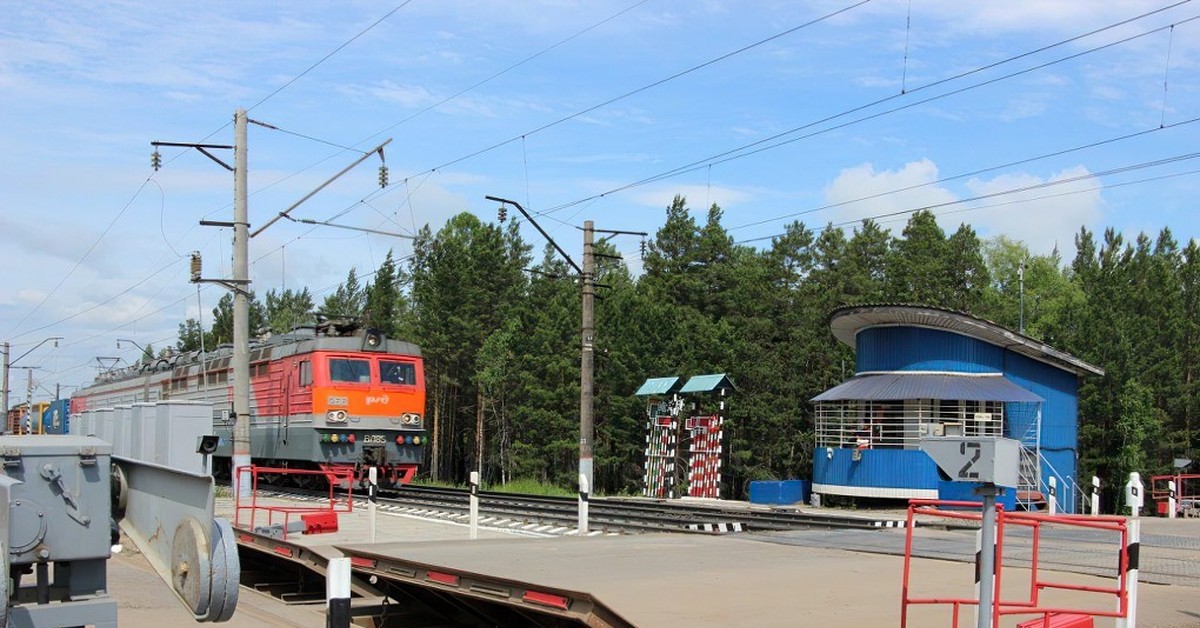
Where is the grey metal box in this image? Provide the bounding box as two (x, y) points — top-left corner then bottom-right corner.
(921, 436), (1021, 488)
(155, 401), (212, 473)
(0, 435), (112, 564)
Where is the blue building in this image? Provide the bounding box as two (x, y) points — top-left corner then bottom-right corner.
(811, 305), (1103, 512)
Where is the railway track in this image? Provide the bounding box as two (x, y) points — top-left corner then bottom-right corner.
(260, 483), (905, 535)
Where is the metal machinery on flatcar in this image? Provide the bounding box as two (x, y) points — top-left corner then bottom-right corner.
(70, 322), (426, 486)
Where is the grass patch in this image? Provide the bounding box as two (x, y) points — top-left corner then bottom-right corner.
(486, 478), (575, 497)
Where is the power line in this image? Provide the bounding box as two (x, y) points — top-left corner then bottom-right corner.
(735, 152), (1200, 245)
(386, 0), (876, 183)
(729, 116), (1200, 234)
(534, 6), (1200, 218)
(246, 1), (415, 113)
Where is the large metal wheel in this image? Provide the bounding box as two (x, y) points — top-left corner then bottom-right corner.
(171, 517), (212, 617)
(202, 517), (240, 622)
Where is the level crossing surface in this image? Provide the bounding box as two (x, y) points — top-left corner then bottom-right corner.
(206, 494), (1200, 626)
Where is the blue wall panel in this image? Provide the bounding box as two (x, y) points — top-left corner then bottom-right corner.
(813, 446), (940, 491)
(857, 327), (1004, 373)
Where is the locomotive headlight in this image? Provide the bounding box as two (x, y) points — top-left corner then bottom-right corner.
(400, 413), (423, 428)
(326, 410), (348, 423)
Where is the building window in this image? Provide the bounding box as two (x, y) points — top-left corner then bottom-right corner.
(815, 399), (1007, 450)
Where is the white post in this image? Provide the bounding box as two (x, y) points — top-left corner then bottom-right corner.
(578, 473), (590, 535)
(469, 471), (479, 540)
(1167, 479), (1177, 519)
(973, 527), (982, 628)
(977, 486), (1000, 628)
(1124, 472), (1143, 518)
(1091, 476), (1101, 516)
(326, 557), (351, 628)
(1048, 476), (1058, 515)
(367, 467), (378, 543)
(1116, 519), (1141, 628)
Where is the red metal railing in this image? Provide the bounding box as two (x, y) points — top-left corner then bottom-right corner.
(1150, 473), (1199, 516)
(233, 465), (354, 540)
(901, 499), (1134, 627)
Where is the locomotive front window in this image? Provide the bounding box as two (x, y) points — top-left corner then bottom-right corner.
(330, 358), (371, 383)
(380, 360), (416, 385)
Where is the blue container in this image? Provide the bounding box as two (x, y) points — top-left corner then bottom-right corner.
(937, 481), (1016, 510)
(749, 480), (811, 505)
(40, 399), (70, 435)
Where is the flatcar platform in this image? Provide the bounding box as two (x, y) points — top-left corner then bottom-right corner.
(220, 494), (1200, 627)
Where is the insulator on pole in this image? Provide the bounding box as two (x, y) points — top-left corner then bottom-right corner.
(378, 165), (389, 188)
(151, 150), (162, 171)
(190, 251), (202, 283)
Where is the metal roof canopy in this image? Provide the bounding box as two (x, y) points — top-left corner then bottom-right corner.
(679, 373), (736, 394)
(811, 372), (1043, 403)
(828, 304), (1104, 378)
(635, 377), (682, 396)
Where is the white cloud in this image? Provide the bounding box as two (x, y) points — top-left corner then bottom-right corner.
(822, 159), (958, 230)
(958, 166), (1103, 256)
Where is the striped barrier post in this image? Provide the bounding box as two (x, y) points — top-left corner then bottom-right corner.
(644, 415), (678, 499)
(1168, 480), (1177, 519)
(326, 557), (351, 628)
(1091, 476), (1101, 516)
(578, 473), (590, 535)
(469, 471), (479, 540)
(1117, 518), (1141, 628)
(367, 466), (378, 543)
(1048, 476), (1057, 515)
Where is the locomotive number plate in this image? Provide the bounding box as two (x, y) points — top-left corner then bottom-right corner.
(362, 434), (387, 445)
(327, 396), (349, 407)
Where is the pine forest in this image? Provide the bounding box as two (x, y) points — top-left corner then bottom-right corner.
(175, 196), (1200, 508)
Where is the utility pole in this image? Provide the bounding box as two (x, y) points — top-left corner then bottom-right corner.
(231, 109), (251, 498)
(164, 110), (390, 499)
(1018, 259), (1026, 334)
(2, 337), (62, 434)
(485, 197), (644, 534)
(576, 220), (595, 530)
(2, 342), (9, 432)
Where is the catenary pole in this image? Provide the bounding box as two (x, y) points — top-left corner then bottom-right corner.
(579, 221), (595, 534)
(232, 108), (252, 499)
(1, 342), (8, 432)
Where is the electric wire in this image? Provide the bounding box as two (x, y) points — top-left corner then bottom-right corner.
(535, 7), (1200, 218)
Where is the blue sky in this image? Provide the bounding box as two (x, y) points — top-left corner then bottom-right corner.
(2, 0), (1198, 395)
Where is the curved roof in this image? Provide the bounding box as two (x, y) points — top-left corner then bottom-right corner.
(829, 304), (1104, 377)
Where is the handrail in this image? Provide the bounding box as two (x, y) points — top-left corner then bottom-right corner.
(900, 499), (1136, 627)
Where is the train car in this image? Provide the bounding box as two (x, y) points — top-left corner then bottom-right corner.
(70, 322), (426, 486)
